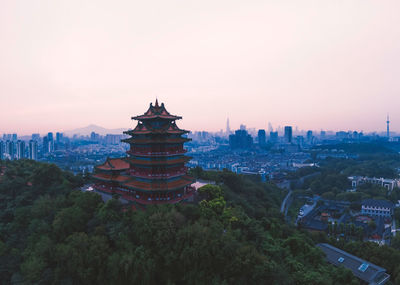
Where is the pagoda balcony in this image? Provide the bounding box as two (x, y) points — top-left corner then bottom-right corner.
(129, 168), (187, 179)
(127, 149), (187, 157)
(93, 184), (196, 205)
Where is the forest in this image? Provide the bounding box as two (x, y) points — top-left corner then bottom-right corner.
(0, 160), (361, 284)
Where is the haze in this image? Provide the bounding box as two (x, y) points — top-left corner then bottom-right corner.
(1, 0), (399, 135)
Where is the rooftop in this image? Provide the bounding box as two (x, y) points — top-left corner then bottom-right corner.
(362, 199), (394, 209)
(95, 158), (130, 171)
(132, 100), (182, 121)
(317, 243), (390, 284)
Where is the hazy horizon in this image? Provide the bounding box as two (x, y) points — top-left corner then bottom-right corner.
(1, 1), (399, 135)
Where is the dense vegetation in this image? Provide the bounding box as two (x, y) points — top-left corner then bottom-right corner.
(0, 160), (360, 284)
(298, 149), (400, 203)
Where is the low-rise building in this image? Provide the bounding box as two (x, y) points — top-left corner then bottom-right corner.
(361, 199), (394, 218)
(317, 243), (390, 284)
(349, 176), (398, 191)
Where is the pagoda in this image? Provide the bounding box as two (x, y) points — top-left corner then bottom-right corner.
(92, 100), (195, 205)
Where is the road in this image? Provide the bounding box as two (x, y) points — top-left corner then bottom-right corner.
(280, 190), (293, 216)
(81, 184), (129, 204)
(392, 219), (397, 237)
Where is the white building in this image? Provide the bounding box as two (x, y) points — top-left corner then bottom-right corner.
(349, 176), (399, 191)
(361, 199), (394, 218)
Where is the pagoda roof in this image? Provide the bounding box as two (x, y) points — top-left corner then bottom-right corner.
(123, 175), (194, 191)
(125, 120), (189, 135)
(126, 156), (191, 166)
(92, 173), (130, 183)
(133, 100), (182, 121)
(95, 158), (130, 171)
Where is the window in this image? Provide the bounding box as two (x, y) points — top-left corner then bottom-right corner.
(358, 263), (369, 272)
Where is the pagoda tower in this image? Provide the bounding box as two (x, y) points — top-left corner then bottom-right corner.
(92, 100), (195, 205)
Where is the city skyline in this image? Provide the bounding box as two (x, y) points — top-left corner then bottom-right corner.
(0, 115), (397, 137)
(1, 1), (400, 134)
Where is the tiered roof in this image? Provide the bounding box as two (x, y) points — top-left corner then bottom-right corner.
(96, 158), (130, 171)
(92, 100), (195, 205)
(133, 99), (182, 121)
(124, 121), (189, 136)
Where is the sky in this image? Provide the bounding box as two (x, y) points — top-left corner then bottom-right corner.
(1, 0), (400, 135)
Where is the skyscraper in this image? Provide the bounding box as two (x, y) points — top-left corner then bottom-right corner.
(56, 132), (63, 143)
(29, 140), (38, 160)
(258, 129), (266, 146)
(226, 118), (231, 135)
(387, 114), (390, 138)
(307, 130), (313, 143)
(229, 129), (253, 149)
(268, 122), (273, 133)
(5, 140), (15, 160)
(42, 136), (49, 155)
(32, 133), (40, 141)
(0, 141), (4, 160)
(284, 126), (293, 143)
(269, 131), (278, 144)
(48, 132), (54, 142)
(16, 140), (25, 159)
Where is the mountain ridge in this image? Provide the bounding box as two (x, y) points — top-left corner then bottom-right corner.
(63, 124), (127, 136)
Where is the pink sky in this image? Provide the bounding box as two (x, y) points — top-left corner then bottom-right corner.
(1, 0), (399, 135)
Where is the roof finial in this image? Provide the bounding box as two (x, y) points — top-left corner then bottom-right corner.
(155, 98), (159, 107)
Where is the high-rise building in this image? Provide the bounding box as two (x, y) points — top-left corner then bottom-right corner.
(229, 129), (253, 149)
(269, 131), (278, 144)
(306, 130), (313, 142)
(90, 132), (100, 141)
(296, 136), (304, 148)
(0, 141), (4, 160)
(3, 134), (11, 141)
(92, 100), (195, 205)
(42, 136), (49, 155)
(5, 140), (15, 160)
(226, 118), (231, 135)
(268, 122), (273, 133)
(46, 132), (54, 152)
(284, 126), (293, 143)
(387, 114), (390, 138)
(105, 134), (123, 145)
(56, 132), (63, 143)
(29, 140), (38, 160)
(258, 129), (266, 146)
(12, 134), (17, 141)
(16, 140), (25, 159)
(32, 133), (40, 141)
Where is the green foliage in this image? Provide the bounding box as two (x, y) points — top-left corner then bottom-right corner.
(0, 161), (362, 284)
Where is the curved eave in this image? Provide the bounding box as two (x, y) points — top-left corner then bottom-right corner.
(95, 166), (129, 172)
(95, 158), (130, 171)
(132, 115), (182, 121)
(124, 129), (189, 135)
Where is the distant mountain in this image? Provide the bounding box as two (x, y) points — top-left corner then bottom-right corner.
(63, 124), (127, 136)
